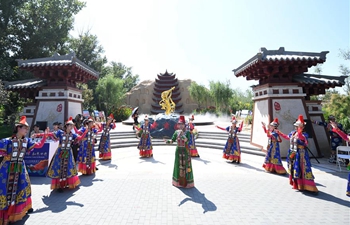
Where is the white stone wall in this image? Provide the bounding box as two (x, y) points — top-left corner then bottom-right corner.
(68, 101), (83, 121)
(252, 99), (269, 150)
(35, 101), (65, 128)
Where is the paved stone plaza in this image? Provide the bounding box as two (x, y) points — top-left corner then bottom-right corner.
(12, 123), (350, 225)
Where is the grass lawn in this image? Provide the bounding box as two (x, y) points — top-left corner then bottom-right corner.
(0, 125), (13, 139)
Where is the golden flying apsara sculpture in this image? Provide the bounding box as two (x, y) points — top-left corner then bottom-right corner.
(159, 86), (176, 115)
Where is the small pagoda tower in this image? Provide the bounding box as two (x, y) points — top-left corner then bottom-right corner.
(233, 47), (346, 157)
(7, 52), (99, 129)
(151, 70), (184, 114)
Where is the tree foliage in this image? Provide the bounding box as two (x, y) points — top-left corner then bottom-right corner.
(0, 81), (8, 105)
(322, 93), (350, 132)
(0, 0), (86, 123)
(1, 0), (86, 80)
(189, 80), (253, 116)
(209, 80), (234, 112)
(67, 30), (108, 108)
(105, 62), (140, 92)
(95, 74), (125, 114)
(188, 82), (210, 109)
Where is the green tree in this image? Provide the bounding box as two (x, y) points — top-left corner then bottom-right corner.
(1, 0), (86, 79)
(77, 83), (94, 110)
(67, 30), (108, 108)
(95, 74), (125, 114)
(0, 80), (8, 105)
(209, 80), (233, 112)
(322, 93), (350, 132)
(0, 0), (85, 122)
(188, 82), (210, 110)
(105, 62), (140, 92)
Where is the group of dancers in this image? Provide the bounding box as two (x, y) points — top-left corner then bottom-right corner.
(1, 112), (349, 225)
(259, 114), (350, 196)
(0, 114), (116, 225)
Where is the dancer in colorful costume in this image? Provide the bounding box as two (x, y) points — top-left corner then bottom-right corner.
(216, 115), (243, 163)
(330, 121), (350, 197)
(261, 118), (288, 174)
(312, 115), (344, 163)
(77, 117), (102, 175)
(288, 115), (318, 193)
(187, 115), (199, 157)
(97, 114), (116, 160)
(44, 117), (88, 192)
(0, 116), (48, 225)
(165, 115), (194, 188)
(134, 115), (156, 158)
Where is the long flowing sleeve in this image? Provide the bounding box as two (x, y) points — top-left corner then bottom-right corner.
(76, 128), (89, 141)
(216, 125), (227, 131)
(277, 130), (290, 140)
(262, 125), (267, 134)
(332, 127), (350, 142)
(237, 122), (243, 132)
(27, 135), (47, 151)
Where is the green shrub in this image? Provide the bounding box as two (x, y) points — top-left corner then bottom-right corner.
(244, 115), (253, 125)
(112, 105), (133, 122)
(0, 125), (13, 139)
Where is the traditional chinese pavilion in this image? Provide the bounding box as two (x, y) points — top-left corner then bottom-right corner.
(5, 52), (99, 130)
(151, 70), (184, 114)
(233, 47), (346, 157)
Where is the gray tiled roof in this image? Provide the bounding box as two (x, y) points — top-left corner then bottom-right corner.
(16, 52), (99, 79)
(233, 47), (329, 75)
(293, 74), (347, 86)
(3, 78), (46, 90)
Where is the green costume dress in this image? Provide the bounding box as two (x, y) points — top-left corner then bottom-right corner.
(167, 129), (194, 188)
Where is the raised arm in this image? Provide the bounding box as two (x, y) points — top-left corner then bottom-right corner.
(237, 122), (244, 132)
(276, 130), (289, 140)
(216, 125), (227, 131)
(33, 135), (47, 149)
(312, 120), (327, 127)
(33, 132), (55, 139)
(75, 128), (89, 141)
(330, 121), (349, 141)
(261, 122), (268, 134)
(331, 126), (349, 142)
(74, 126), (83, 135)
(150, 122), (158, 130)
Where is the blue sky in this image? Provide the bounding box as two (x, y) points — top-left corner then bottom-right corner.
(72, 0), (349, 92)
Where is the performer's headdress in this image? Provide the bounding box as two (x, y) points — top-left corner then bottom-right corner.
(270, 118), (279, 127)
(328, 115), (335, 121)
(231, 115), (237, 124)
(144, 115), (149, 121)
(65, 116), (74, 125)
(108, 113), (114, 120)
(178, 115), (186, 124)
(189, 114), (194, 121)
(294, 115), (306, 126)
(83, 117), (94, 125)
(15, 116), (29, 127)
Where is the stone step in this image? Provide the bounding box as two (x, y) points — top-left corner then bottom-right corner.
(94, 131), (264, 156)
